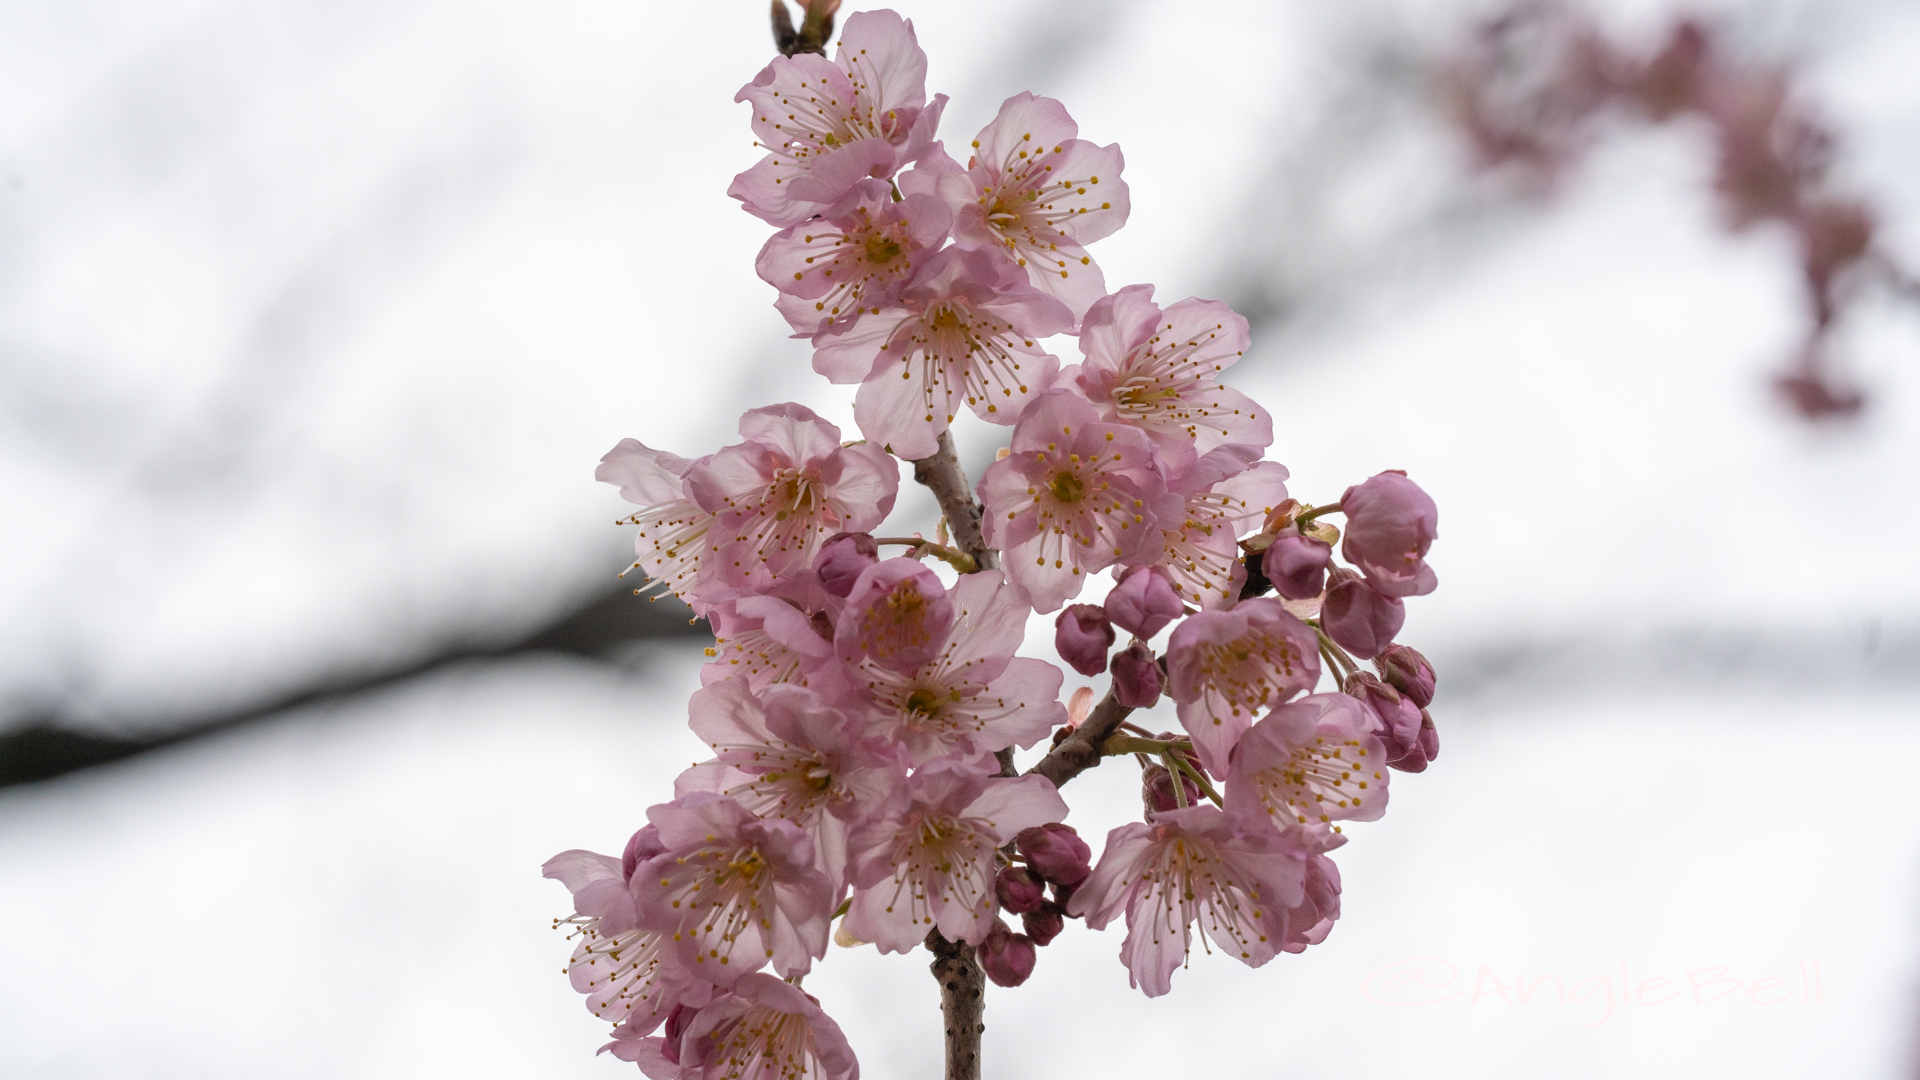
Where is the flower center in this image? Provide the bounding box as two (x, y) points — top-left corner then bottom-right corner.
(1049, 470), (1085, 503)
(905, 687), (943, 717)
(865, 234), (902, 264)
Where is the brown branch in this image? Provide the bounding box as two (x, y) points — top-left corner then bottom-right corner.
(1026, 689), (1133, 789)
(926, 930), (987, 1080)
(770, 0), (841, 57)
(910, 430), (997, 570)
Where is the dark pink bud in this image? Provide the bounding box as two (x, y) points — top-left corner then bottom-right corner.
(1022, 901), (1066, 946)
(1393, 709), (1440, 774)
(1322, 570), (1405, 660)
(978, 922), (1036, 987)
(815, 531), (878, 597)
(1015, 823), (1092, 888)
(1261, 530), (1332, 600)
(1339, 471), (1438, 598)
(1108, 639), (1162, 708)
(1054, 604), (1115, 677)
(1141, 762), (1200, 814)
(1104, 565), (1184, 639)
(1375, 644), (1435, 708)
(995, 865), (1045, 915)
(1342, 672), (1421, 762)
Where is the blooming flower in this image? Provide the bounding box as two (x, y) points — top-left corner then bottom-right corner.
(809, 246), (1074, 460)
(849, 569), (1066, 766)
(633, 793), (836, 985)
(689, 404), (899, 590)
(606, 973), (859, 1080)
(931, 93), (1130, 317)
(676, 681), (901, 889)
(1144, 447), (1292, 610)
(1165, 597), (1321, 776)
(845, 763), (1068, 952)
(543, 845), (711, 1036)
(833, 557), (954, 674)
(759, 178), (952, 338)
(598, 438), (718, 609)
(977, 388), (1181, 612)
(1067, 805), (1306, 997)
(1067, 285), (1270, 470)
(1224, 693), (1388, 836)
(732, 9), (947, 226)
(700, 592), (851, 701)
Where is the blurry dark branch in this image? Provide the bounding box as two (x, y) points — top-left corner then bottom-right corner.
(771, 0), (839, 57)
(0, 583), (705, 788)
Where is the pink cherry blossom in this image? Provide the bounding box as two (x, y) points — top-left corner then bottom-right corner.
(1067, 805), (1306, 998)
(809, 246), (1073, 460)
(607, 973), (859, 1080)
(598, 438), (718, 609)
(543, 847), (710, 1036)
(676, 682), (901, 890)
(845, 763), (1068, 952)
(1165, 597), (1321, 776)
(1067, 285), (1271, 470)
(1338, 470), (1439, 598)
(833, 557), (954, 673)
(1280, 835), (1344, 954)
(932, 94), (1130, 316)
(759, 178), (952, 338)
(689, 404), (898, 589)
(848, 569), (1066, 766)
(700, 593), (849, 699)
(633, 793), (836, 986)
(977, 388), (1182, 612)
(1224, 693), (1388, 837)
(1135, 446), (1290, 610)
(731, 9), (947, 227)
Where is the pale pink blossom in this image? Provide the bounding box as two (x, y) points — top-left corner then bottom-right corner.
(1338, 470), (1439, 598)
(1067, 805), (1306, 997)
(930, 94), (1130, 316)
(845, 763), (1068, 952)
(977, 388), (1181, 612)
(759, 178), (952, 338)
(1224, 693), (1388, 837)
(833, 557), (953, 673)
(634, 793), (835, 985)
(809, 246), (1073, 460)
(607, 973), (858, 1080)
(849, 569), (1066, 766)
(1165, 597), (1321, 776)
(689, 404), (898, 589)
(731, 10), (946, 226)
(1067, 285), (1270, 470)
(543, 846), (710, 1036)
(676, 682), (901, 890)
(598, 439), (718, 609)
(700, 593), (850, 700)
(1136, 447), (1291, 610)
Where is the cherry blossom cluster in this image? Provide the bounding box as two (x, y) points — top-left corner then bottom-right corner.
(1443, 1), (1916, 419)
(544, 9), (1443, 1077)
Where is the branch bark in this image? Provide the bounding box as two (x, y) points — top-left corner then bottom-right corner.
(911, 430), (997, 570)
(1026, 689), (1134, 788)
(926, 930), (987, 1080)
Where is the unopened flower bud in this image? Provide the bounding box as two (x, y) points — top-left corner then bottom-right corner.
(1393, 709), (1440, 773)
(1054, 604), (1115, 677)
(1261, 529), (1332, 600)
(1322, 569), (1405, 660)
(978, 922), (1036, 987)
(1022, 901), (1066, 946)
(1339, 471), (1438, 598)
(1109, 639), (1162, 708)
(1141, 762), (1200, 813)
(995, 865), (1045, 915)
(1375, 644), (1435, 708)
(1105, 565), (1184, 639)
(815, 532), (878, 597)
(1015, 823), (1092, 887)
(1342, 672), (1421, 761)
(622, 824), (666, 883)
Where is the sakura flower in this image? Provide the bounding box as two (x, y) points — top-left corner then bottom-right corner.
(1067, 285), (1270, 470)
(689, 404), (898, 589)
(633, 793), (836, 985)
(934, 93), (1130, 316)
(1224, 693), (1388, 837)
(1067, 805), (1306, 998)
(1338, 470), (1439, 598)
(607, 973), (859, 1080)
(810, 246), (1073, 460)
(759, 178), (952, 338)
(701, 593), (848, 700)
(833, 557), (953, 673)
(1165, 597), (1320, 776)
(845, 763), (1068, 952)
(598, 438), (717, 609)
(676, 682), (901, 889)
(732, 9), (947, 227)
(1277, 832), (1345, 954)
(977, 388), (1182, 612)
(1135, 446), (1291, 610)
(544, 845), (710, 1036)
(850, 569), (1066, 766)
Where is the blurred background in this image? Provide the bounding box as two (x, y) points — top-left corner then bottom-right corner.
(3, 0), (1918, 1076)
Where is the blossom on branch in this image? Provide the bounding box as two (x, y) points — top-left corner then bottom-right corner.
(1165, 597), (1320, 776)
(607, 973), (859, 1080)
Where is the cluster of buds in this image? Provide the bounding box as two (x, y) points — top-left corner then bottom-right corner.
(544, 9), (1444, 1077)
(1443, 1), (1913, 419)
